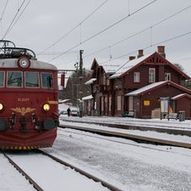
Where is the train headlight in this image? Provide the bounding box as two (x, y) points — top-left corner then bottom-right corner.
(0, 103), (4, 111)
(43, 103), (50, 112)
(17, 56), (31, 69)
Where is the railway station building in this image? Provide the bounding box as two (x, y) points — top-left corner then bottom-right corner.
(84, 46), (191, 119)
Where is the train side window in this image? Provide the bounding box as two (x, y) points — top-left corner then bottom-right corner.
(25, 72), (39, 88)
(0, 71), (5, 87)
(41, 73), (53, 88)
(7, 71), (23, 87)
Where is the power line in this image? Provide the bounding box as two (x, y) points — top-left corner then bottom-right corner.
(1, 0), (26, 40)
(0, 0), (9, 22)
(50, 0), (158, 61)
(38, 0), (109, 55)
(84, 3), (191, 58)
(7, 0), (32, 34)
(101, 30), (191, 65)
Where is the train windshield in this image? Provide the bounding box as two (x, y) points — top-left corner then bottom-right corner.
(0, 72), (4, 87)
(41, 73), (52, 88)
(7, 71), (23, 87)
(25, 72), (39, 87)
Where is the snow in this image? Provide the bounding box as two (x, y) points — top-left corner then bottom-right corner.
(43, 127), (191, 191)
(125, 81), (166, 96)
(110, 54), (151, 79)
(59, 115), (191, 131)
(59, 103), (79, 114)
(84, 78), (96, 85)
(82, 95), (93, 100)
(59, 120), (191, 144)
(8, 154), (109, 191)
(0, 155), (35, 191)
(1, 115), (191, 191)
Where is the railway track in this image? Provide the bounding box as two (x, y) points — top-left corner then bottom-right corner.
(3, 150), (123, 191)
(60, 117), (191, 136)
(3, 153), (43, 191)
(38, 150), (122, 191)
(59, 123), (191, 149)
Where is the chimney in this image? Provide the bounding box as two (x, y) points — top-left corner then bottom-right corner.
(129, 56), (136, 61)
(137, 49), (144, 58)
(157, 46), (166, 58)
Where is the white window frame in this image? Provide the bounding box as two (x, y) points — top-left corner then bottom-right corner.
(149, 68), (156, 83)
(134, 72), (140, 83)
(128, 96), (134, 111)
(165, 73), (171, 81)
(117, 96), (122, 111)
(109, 96), (112, 111)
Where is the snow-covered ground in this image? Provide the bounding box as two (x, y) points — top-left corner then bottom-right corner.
(59, 115), (191, 131)
(0, 155), (35, 191)
(1, 112), (191, 191)
(60, 120), (191, 144)
(43, 128), (191, 191)
(8, 153), (109, 191)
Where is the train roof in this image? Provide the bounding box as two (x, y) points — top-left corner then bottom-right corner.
(0, 58), (57, 70)
(0, 40), (57, 70)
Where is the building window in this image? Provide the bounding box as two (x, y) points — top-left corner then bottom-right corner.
(134, 72), (140, 83)
(101, 96), (104, 112)
(109, 96), (111, 111)
(149, 68), (155, 83)
(128, 96), (134, 111)
(165, 73), (171, 81)
(117, 96), (121, 111)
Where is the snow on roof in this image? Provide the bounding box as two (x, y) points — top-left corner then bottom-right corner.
(100, 63), (121, 74)
(85, 78), (96, 85)
(82, 95), (93, 101)
(172, 93), (191, 100)
(126, 81), (166, 96)
(110, 54), (151, 79)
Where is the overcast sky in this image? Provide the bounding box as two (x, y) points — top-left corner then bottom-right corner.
(1, 0), (191, 74)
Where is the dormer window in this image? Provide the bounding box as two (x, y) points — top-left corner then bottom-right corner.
(149, 68), (155, 83)
(165, 73), (171, 81)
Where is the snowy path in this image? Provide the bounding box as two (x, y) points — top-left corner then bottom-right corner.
(43, 128), (191, 191)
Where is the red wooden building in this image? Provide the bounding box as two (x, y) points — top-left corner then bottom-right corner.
(85, 46), (191, 118)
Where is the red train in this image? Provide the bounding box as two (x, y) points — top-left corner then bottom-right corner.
(0, 40), (59, 150)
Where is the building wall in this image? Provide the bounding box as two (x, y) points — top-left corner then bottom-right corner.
(176, 97), (191, 119)
(136, 85), (186, 118)
(123, 64), (184, 92)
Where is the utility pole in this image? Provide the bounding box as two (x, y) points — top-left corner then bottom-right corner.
(79, 49), (84, 117)
(79, 50), (84, 75)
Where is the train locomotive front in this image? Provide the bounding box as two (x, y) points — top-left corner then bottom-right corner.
(0, 40), (59, 149)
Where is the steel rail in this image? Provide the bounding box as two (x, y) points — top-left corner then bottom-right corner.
(59, 124), (191, 149)
(39, 150), (123, 191)
(3, 153), (43, 191)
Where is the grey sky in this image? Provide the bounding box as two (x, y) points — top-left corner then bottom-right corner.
(1, 0), (191, 74)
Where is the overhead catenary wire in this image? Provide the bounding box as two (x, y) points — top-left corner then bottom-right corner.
(38, 0), (109, 55)
(50, 0), (158, 61)
(0, 0), (9, 22)
(84, 3), (191, 58)
(7, 0), (32, 35)
(1, 0), (26, 40)
(101, 30), (191, 67)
